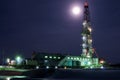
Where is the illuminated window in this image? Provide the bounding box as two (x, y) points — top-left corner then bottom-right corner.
(77, 57), (79, 60)
(45, 56), (48, 58)
(67, 57), (70, 59)
(49, 56), (52, 59)
(71, 57), (73, 60)
(58, 57), (60, 59)
(74, 58), (77, 60)
(54, 56), (56, 59)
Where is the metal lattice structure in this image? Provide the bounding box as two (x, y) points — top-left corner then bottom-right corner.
(58, 1), (103, 69)
(81, 1), (94, 58)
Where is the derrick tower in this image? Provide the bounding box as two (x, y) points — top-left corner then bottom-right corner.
(81, 1), (94, 58)
(58, 1), (103, 68)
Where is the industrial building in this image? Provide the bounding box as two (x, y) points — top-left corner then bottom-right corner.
(19, 1), (104, 69)
(22, 52), (65, 69)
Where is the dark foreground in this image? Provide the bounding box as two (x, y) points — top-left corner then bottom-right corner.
(0, 68), (120, 80)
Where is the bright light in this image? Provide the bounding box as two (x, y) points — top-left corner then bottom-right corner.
(83, 49), (87, 53)
(46, 66), (49, 69)
(77, 57), (79, 60)
(74, 58), (77, 60)
(49, 56), (52, 59)
(83, 21), (87, 26)
(101, 66), (104, 69)
(11, 60), (16, 65)
(45, 56), (48, 58)
(87, 55), (91, 58)
(55, 66), (58, 69)
(64, 66), (67, 69)
(15, 56), (22, 65)
(6, 77), (11, 80)
(58, 57), (61, 59)
(100, 60), (105, 64)
(82, 43), (87, 48)
(16, 56), (21, 61)
(54, 56), (56, 59)
(82, 36), (86, 41)
(36, 66), (39, 69)
(6, 58), (10, 63)
(72, 6), (81, 15)
(71, 57), (73, 60)
(67, 57), (70, 59)
(88, 27), (92, 32)
(88, 61), (91, 65)
(88, 39), (92, 43)
(90, 66), (93, 69)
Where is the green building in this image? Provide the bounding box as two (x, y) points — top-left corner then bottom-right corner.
(22, 52), (65, 69)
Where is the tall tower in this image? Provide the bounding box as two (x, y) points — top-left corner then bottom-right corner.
(81, 1), (93, 58)
(59, 1), (102, 68)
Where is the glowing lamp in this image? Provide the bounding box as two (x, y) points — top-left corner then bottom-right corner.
(6, 58), (10, 64)
(15, 56), (23, 65)
(100, 60), (105, 64)
(88, 27), (92, 32)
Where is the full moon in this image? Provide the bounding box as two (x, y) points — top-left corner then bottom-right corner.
(72, 6), (81, 15)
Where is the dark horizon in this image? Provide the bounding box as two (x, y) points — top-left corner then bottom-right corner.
(0, 0), (120, 64)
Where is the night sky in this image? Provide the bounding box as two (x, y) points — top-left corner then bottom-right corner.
(0, 0), (120, 64)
